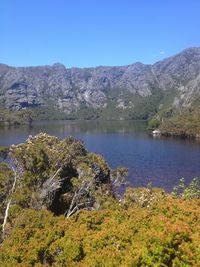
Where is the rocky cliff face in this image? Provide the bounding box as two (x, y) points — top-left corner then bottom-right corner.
(1, 47), (200, 115)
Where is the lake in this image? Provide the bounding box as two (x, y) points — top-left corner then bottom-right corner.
(0, 120), (200, 192)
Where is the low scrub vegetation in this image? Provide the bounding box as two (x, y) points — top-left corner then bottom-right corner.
(0, 108), (33, 126)
(159, 108), (200, 137)
(1, 196), (200, 266)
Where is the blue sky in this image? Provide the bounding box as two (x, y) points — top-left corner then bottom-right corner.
(1, 0), (200, 67)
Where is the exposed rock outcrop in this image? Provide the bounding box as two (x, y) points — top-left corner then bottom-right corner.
(1, 47), (200, 115)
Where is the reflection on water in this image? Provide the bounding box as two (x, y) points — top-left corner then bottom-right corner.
(33, 120), (148, 135)
(1, 120), (200, 192)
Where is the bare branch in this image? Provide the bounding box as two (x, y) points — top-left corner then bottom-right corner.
(66, 205), (79, 218)
(2, 166), (18, 238)
(48, 166), (63, 182)
(65, 191), (78, 217)
(65, 180), (95, 218)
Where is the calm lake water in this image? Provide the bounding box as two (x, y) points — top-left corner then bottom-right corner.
(1, 120), (200, 192)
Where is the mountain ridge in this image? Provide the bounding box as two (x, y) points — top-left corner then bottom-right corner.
(2, 46), (200, 69)
(1, 47), (200, 120)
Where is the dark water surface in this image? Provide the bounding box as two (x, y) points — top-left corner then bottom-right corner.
(1, 120), (200, 191)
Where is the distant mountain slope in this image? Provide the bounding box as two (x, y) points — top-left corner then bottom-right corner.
(1, 47), (200, 120)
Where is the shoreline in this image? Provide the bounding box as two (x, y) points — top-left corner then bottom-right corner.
(152, 129), (200, 140)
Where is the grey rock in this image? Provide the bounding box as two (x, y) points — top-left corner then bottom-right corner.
(1, 47), (200, 114)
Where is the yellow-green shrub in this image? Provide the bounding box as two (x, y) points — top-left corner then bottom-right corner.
(1, 197), (200, 266)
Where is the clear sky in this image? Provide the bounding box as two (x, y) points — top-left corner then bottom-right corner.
(1, 0), (200, 67)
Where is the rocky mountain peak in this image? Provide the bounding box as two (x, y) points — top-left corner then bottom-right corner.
(1, 47), (200, 117)
(52, 63), (66, 70)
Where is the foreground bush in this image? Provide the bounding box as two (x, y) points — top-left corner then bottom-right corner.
(0, 197), (200, 266)
(0, 133), (127, 240)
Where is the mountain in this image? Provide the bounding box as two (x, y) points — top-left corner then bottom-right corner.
(1, 47), (200, 120)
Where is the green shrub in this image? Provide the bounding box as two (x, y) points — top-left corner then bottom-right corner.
(148, 118), (160, 130)
(172, 177), (200, 200)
